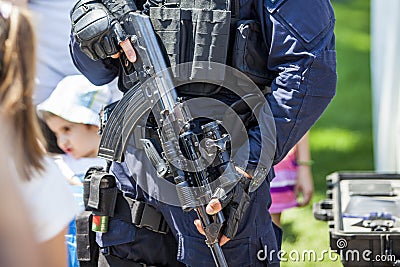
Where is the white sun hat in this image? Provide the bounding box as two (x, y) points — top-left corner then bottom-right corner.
(37, 75), (113, 126)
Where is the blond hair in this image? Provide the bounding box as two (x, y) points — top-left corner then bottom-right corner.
(0, 2), (45, 180)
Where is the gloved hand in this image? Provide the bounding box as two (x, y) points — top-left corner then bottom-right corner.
(71, 0), (127, 61)
(100, 0), (139, 63)
(194, 167), (253, 245)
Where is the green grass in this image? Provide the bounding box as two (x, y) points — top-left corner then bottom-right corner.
(280, 0), (372, 266)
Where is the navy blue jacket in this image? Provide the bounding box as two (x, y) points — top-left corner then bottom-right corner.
(70, 0), (336, 266)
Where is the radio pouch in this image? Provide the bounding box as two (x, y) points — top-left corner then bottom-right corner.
(83, 167), (118, 217)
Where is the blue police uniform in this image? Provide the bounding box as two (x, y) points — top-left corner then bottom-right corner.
(70, 0), (337, 266)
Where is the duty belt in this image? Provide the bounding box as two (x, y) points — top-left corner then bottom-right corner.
(114, 193), (170, 234)
(99, 249), (158, 267)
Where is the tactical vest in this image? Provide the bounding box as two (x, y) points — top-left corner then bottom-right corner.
(147, 0), (275, 95)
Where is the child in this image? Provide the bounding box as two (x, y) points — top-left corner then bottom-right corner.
(270, 131), (314, 227)
(37, 74), (114, 267)
(37, 75), (113, 181)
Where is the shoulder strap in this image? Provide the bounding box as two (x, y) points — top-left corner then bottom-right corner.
(231, 0), (240, 21)
(256, 0), (270, 51)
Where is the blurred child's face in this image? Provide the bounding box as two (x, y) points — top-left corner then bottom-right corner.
(45, 115), (100, 159)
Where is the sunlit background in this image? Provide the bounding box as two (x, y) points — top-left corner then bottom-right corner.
(280, 0), (372, 266)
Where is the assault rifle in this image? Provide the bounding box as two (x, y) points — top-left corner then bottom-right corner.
(97, 10), (242, 267)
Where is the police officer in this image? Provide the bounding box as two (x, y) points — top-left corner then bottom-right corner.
(69, 0), (337, 266)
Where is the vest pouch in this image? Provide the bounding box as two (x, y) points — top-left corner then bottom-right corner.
(231, 20), (274, 86)
(83, 167), (118, 217)
(150, 7), (231, 95)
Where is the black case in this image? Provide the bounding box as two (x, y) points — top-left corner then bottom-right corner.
(314, 172), (400, 266)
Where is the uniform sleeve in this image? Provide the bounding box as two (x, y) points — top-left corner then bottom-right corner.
(20, 157), (80, 243)
(69, 32), (120, 86)
(248, 0), (337, 167)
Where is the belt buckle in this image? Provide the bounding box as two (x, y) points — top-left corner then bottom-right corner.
(139, 205), (169, 234)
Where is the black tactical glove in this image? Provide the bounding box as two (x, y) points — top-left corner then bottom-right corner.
(222, 176), (251, 239)
(211, 169), (252, 239)
(211, 165), (269, 239)
(71, 0), (127, 61)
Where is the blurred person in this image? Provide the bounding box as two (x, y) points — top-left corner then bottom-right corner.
(0, 2), (79, 266)
(9, 0), (81, 104)
(37, 74), (114, 267)
(9, 0), (84, 155)
(0, 117), (41, 267)
(270, 132), (314, 226)
(6, 2), (119, 264)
